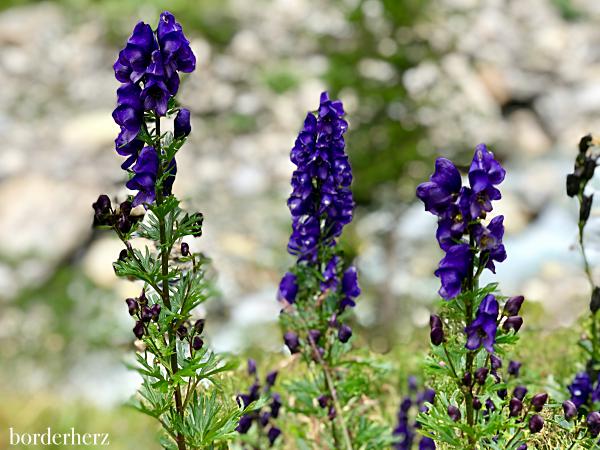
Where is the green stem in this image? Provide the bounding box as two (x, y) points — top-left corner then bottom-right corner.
(155, 114), (186, 450)
(464, 231), (476, 449)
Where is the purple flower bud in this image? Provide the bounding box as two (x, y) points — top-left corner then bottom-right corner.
(472, 398), (482, 410)
(475, 367), (489, 385)
(125, 298), (138, 316)
(133, 321), (144, 339)
(267, 426), (281, 445)
(503, 296), (524, 316)
(408, 375), (418, 392)
(563, 400), (577, 420)
(429, 314), (444, 346)
(177, 324), (188, 338)
(194, 319), (205, 334)
(338, 324), (352, 343)
(587, 411), (600, 437)
(259, 412), (270, 427)
(528, 414), (544, 433)
(318, 395), (330, 408)
(92, 195), (113, 225)
(513, 386), (528, 401)
(117, 215), (132, 233)
(181, 242), (190, 257)
(192, 336), (203, 351)
(503, 316), (523, 333)
(278, 272), (298, 304)
(308, 329), (321, 344)
(567, 173), (581, 197)
(174, 108), (191, 138)
(490, 355), (502, 370)
(138, 289), (147, 305)
(517, 445), (527, 450)
(236, 415), (253, 434)
(531, 393), (548, 412)
(509, 398), (523, 417)
(247, 359), (257, 376)
(271, 393), (282, 418)
(508, 360), (521, 376)
(141, 306), (153, 322)
(591, 287), (600, 314)
(266, 371), (278, 387)
(447, 404), (461, 421)
(150, 304), (161, 322)
(284, 331), (300, 354)
(497, 388), (507, 400)
(328, 313), (339, 328)
(462, 372), (473, 387)
(118, 249), (128, 262)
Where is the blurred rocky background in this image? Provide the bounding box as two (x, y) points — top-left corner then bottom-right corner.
(1, 0), (600, 447)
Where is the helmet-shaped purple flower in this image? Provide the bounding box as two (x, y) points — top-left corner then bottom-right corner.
(465, 294), (499, 353)
(416, 157), (462, 216)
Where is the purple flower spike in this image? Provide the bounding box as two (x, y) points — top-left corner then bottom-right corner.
(465, 294), (499, 353)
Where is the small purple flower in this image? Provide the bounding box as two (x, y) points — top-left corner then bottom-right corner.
(265, 371), (278, 387)
(504, 295), (525, 316)
(513, 385), (528, 401)
(447, 404), (461, 421)
(472, 215), (507, 273)
(528, 414), (544, 433)
(429, 314), (444, 346)
(569, 372), (592, 408)
(283, 331), (300, 354)
(508, 360), (521, 376)
(465, 294), (499, 353)
(278, 272), (298, 303)
(531, 393), (548, 412)
(467, 144), (506, 219)
(563, 400), (577, 420)
(270, 393), (282, 418)
(247, 359), (257, 376)
(174, 108), (191, 138)
(434, 243), (472, 300)
(267, 426), (281, 445)
(340, 266), (360, 310)
(126, 146), (159, 207)
(338, 324), (352, 343)
(141, 75), (171, 116)
(236, 415), (253, 434)
(416, 157), (462, 216)
(419, 437), (436, 450)
(588, 411), (600, 437)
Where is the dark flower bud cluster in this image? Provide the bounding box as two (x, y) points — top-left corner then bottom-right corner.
(429, 314), (444, 346)
(124, 290), (160, 339)
(92, 196), (144, 233)
(112, 11), (195, 207)
(417, 145), (506, 299)
(393, 378), (436, 450)
(236, 360), (282, 447)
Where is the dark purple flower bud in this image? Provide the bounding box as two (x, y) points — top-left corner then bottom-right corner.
(249, 383), (260, 402)
(259, 412), (270, 427)
(503, 296), (524, 316)
(531, 393), (548, 412)
(462, 372), (473, 387)
(141, 306), (153, 322)
(581, 194), (594, 223)
(308, 329), (321, 344)
(473, 398), (482, 410)
(236, 415), (253, 434)
(587, 411), (600, 437)
(125, 298), (138, 316)
(497, 388), (507, 399)
(328, 313), (339, 328)
(247, 359), (257, 376)
(181, 242), (190, 257)
(174, 108), (191, 138)
(177, 324), (188, 338)
(429, 314), (444, 346)
(117, 215), (132, 234)
(270, 393), (282, 418)
(149, 304), (161, 322)
(503, 316), (523, 333)
(568, 372), (592, 408)
(513, 386), (528, 401)
(591, 287), (600, 314)
(318, 395), (330, 408)
(563, 400), (577, 420)
(267, 426), (281, 445)
(92, 194), (112, 223)
(509, 398), (523, 417)
(475, 367), (489, 385)
(490, 355), (502, 371)
(133, 321), (144, 339)
(278, 272), (298, 304)
(266, 371), (278, 387)
(447, 404), (461, 421)
(528, 414), (544, 433)
(192, 336), (203, 351)
(517, 445), (527, 450)
(138, 289), (147, 305)
(284, 331), (300, 354)
(580, 134), (593, 153)
(408, 375), (418, 392)
(419, 437), (436, 450)
(584, 158), (597, 181)
(508, 360), (521, 376)
(566, 173), (581, 197)
(485, 398), (495, 412)
(328, 404), (336, 420)
(237, 394), (251, 408)
(118, 249), (128, 262)
(338, 324), (352, 343)
(194, 319), (205, 334)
